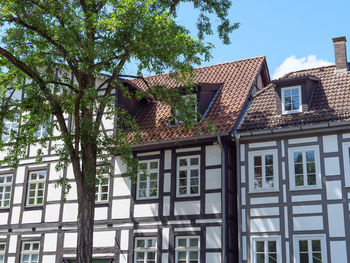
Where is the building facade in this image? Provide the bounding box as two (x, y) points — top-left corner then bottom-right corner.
(236, 37), (350, 263)
(0, 57), (270, 262)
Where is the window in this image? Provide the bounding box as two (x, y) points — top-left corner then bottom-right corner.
(175, 236), (199, 263)
(281, 86), (302, 114)
(294, 235), (326, 263)
(174, 94), (198, 125)
(0, 242), (5, 263)
(177, 156), (200, 197)
(288, 146), (321, 189)
(27, 171), (46, 205)
(251, 237), (281, 263)
(35, 124), (48, 139)
(95, 176), (109, 202)
(2, 116), (19, 143)
(21, 241), (40, 263)
(0, 174), (13, 208)
(248, 150), (278, 192)
(137, 160), (159, 199)
(64, 260), (113, 263)
(134, 237), (157, 263)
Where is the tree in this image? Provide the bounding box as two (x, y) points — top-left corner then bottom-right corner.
(0, 0), (238, 262)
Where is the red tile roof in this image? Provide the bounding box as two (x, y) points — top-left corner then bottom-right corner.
(238, 65), (350, 132)
(130, 56), (267, 144)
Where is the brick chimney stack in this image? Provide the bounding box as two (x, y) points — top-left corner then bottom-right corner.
(332, 36), (348, 72)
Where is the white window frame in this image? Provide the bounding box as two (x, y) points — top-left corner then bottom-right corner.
(175, 236), (200, 263)
(136, 159), (159, 200)
(288, 146), (321, 190)
(293, 234), (327, 263)
(0, 242), (5, 263)
(95, 175), (109, 203)
(342, 141), (350, 186)
(134, 237), (157, 263)
(281, 86), (302, 114)
(248, 149), (279, 192)
(174, 94), (198, 125)
(251, 236), (281, 263)
(176, 155), (200, 197)
(0, 174), (13, 208)
(20, 241), (40, 263)
(26, 170), (46, 206)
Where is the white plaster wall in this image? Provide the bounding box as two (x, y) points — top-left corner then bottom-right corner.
(62, 203), (78, 222)
(46, 183), (62, 201)
(10, 207), (20, 224)
(45, 204), (60, 222)
(115, 157), (127, 175)
(330, 241), (347, 263)
(22, 210), (42, 224)
(250, 218), (280, 232)
(292, 205), (322, 215)
(163, 173), (171, 192)
(205, 193), (221, 214)
(326, 181), (342, 200)
(163, 196), (170, 216)
(323, 135), (338, 153)
(134, 203), (159, 217)
(174, 201), (200, 215)
(119, 253), (128, 263)
(64, 232), (77, 247)
(16, 166), (25, 184)
(288, 137), (317, 144)
(250, 196), (278, 205)
(112, 199), (130, 219)
(206, 226), (221, 249)
(164, 150), (171, 169)
(120, 230), (129, 250)
(93, 231), (115, 247)
(205, 145), (221, 166)
(66, 164), (74, 179)
(242, 209), (246, 232)
(102, 114), (114, 130)
(7, 257), (15, 263)
(13, 186), (23, 204)
(94, 207), (108, 221)
(162, 253), (169, 263)
(205, 168), (221, 190)
(113, 177), (131, 196)
(249, 141), (276, 148)
(324, 157), (340, 176)
(42, 255), (56, 263)
(43, 233), (58, 251)
(292, 194), (321, 202)
(328, 204), (345, 237)
(49, 164), (63, 180)
(162, 228), (169, 249)
(206, 253), (221, 263)
(250, 207), (279, 217)
(176, 147), (200, 153)
(240, 144), (245, 161)
(66, 182), (77, 200)
(293, 216), (323, 231)
(8, 235), (17, 253)
(0, 213), (8, 225)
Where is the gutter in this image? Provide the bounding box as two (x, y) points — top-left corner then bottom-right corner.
(217, 135), (227, 263)
(236, 120), (350, 142)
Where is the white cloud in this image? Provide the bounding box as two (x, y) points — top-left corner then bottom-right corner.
(272, 55), (332, 79)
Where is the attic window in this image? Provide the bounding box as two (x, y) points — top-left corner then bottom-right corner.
(174, 94), (198, 125)
(281, 86), (302, 114)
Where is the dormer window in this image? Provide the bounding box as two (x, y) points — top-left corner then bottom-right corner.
(174, 94), (198, 125)
(281, 86), (302, 114)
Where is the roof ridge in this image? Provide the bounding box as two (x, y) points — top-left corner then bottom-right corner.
(140, 56), (266, 79)
(252, 84), (274, 98)
(281, 64), (335, 78)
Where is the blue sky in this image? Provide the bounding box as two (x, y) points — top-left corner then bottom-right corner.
(127, 0), (350, 79)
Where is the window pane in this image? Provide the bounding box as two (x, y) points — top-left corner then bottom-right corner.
(150, 162), (158, 169)
(294, 152), (303, 163)
(254, 156), (262, 166)
(265, 155), (273, 165)
(178, 251), (186, 259)
(189, 238), (198, 247)
(307, 162), (315, 174)
(179, 159), (187, 166)
(0, 244), (4, 251)
(256, 254), (265, 263)
(256, 241), (264, 252)
(295, 175), (304, 186)
(268, 253), (277, 263)
(268, 241), (276, 252)
(306, 151), (315, 162)
(190, 158), (199, 166)
(312, 240), (321, 252)
(284, 90), (291, 97)
(178, 239), (186, 247)
(299, 240), (308, 252)
(312, 253), (322, 263)
(299, 253), (309, 263)
(136, 239), (145, 248)
(307, 174), (316, 185)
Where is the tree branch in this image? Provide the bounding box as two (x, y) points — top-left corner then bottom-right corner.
(48, 80), (78, 94)
(169, 0), (180, 16)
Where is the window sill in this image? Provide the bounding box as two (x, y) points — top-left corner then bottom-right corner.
(0, 207), (10, 213)
(95, 202), (109, 208)
(248, 189), (280, 194)
(289, 186), (322, 191)
(282, 110), (302, 115)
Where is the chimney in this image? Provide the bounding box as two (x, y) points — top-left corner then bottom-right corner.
(332, 36), (348, 72)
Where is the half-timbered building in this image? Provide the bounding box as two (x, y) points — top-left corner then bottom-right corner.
(0, 56), (270, 262)
(236, 37), (350, 263)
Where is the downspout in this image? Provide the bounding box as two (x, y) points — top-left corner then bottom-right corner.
(217, 135), (227, 263)
(234, 133), (242, 263)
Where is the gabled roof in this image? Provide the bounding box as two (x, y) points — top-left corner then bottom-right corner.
(129, 56), (268, 144)
(238, 65), (350, 133)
